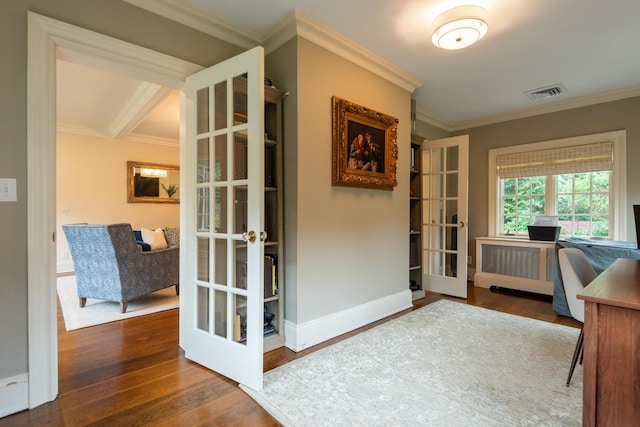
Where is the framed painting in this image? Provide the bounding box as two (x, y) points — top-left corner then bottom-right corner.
(332, 96), (398, 190)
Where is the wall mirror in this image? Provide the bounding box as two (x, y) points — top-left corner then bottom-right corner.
(127, 161), (180, 204)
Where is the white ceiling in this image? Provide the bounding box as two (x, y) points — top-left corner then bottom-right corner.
(56, 60), (180, 144)
(57, 0), (640, 142)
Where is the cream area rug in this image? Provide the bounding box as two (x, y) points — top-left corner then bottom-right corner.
(240, 299), (582, 426)
(57, 275), (179, 331)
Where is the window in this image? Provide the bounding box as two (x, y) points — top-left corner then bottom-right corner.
(501, 172), (610, 237)
(488, 131), (626, 240)
(557, 171), (610, 237)
(502, 176), (546, 234)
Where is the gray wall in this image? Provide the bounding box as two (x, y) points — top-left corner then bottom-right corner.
(453, 96), (640, 263)
(265, 39), (300, 323)
(415, 119), (450, 141)
(291, 38), (412, 324)
(5, 0), (637, 393)
(269, 37), (414, 327)
(0, 0), (241, 381)
(2, 0), (415, 384)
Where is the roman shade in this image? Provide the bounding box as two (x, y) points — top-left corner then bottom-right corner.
(496, 141), (613, 179)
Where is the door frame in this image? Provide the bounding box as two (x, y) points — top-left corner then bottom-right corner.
(27, 12), (202, 408)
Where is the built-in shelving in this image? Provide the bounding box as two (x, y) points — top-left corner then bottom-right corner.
(410, 134), (425, 300)
(263, 84), (285, 352)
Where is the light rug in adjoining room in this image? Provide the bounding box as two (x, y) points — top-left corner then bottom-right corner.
(57, 275), (179, 331)
(240, 299), (582, 427)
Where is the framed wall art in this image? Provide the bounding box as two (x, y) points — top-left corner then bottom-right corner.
(331, 96), (398, 190)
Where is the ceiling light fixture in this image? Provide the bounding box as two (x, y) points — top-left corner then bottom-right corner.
(432, 5), (488, 50)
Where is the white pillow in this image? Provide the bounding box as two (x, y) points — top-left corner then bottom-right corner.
(140, 227), (168, 250)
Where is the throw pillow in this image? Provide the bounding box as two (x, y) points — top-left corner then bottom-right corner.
(163, 227), (180, 247)
(140, 227), (168, 250)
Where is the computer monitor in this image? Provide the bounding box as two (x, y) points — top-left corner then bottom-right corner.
(634, 205), (640, 249)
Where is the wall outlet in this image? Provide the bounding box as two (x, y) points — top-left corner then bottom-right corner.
(0, 178), (17, 202)
(467, 255), (472, 265)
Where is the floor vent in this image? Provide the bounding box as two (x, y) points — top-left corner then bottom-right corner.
(525, 83), (568, 101)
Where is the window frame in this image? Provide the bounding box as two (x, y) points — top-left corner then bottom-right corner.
(488, 130), (627, 240)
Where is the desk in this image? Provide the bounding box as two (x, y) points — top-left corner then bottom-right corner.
(577, 258), (640, 426)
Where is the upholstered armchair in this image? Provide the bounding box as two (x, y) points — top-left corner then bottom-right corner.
(62, 223), (179, 313)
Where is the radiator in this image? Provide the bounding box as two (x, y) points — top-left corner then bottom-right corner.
(474, 238), (556, 295)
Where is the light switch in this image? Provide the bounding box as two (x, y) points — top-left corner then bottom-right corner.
(0, 178), (17, 202)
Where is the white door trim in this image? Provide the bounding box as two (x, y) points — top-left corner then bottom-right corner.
(27, 12), (201, 409)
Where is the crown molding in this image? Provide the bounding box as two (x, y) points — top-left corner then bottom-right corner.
(265, 10), (423, 93)
(57, 123), (110, 139)
(57, 126), (179, 147)
(122, 0), (260, 49)
(125, 133), (180, 147)
(450, 84), (640, 131)
(124, 2), (423, 94)
(93, 2), (640, 132)
(415, 107), (453, 132)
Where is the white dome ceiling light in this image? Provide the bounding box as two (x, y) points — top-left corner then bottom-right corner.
(432, 5), (488, 50)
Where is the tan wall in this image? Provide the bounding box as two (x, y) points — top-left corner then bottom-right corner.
(0, 0), (241, 381)
(292, 38), (412, 323)
(56, 133), (180, 272)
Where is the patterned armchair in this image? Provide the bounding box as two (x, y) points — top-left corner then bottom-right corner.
(62, 223), (179, 313)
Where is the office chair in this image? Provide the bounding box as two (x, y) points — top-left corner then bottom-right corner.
(557, 248), (598, 386)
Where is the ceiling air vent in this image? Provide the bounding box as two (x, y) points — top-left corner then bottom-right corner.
(525, 84), (568, 101)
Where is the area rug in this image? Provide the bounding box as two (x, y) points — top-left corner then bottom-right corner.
(240, 299), (582, 426)
(56, 275), (179, 331)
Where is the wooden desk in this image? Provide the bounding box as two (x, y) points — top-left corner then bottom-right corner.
(577, 258), (640, 427)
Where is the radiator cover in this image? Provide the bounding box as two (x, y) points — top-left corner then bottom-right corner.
(474, 237), (556, 295)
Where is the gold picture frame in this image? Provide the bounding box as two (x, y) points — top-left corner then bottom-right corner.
(127, 161), (180, 204)
(332, 96), (398, 190)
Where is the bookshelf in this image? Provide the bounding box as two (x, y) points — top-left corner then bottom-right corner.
(262, 83), (285, 352)
(410, 134), (425, 300)
(223, 81), (285, 351)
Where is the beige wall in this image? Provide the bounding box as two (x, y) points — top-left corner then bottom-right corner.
(290, 38), (412, 324)
(56, 133), (180, 272)
(1, 0), (241, 381)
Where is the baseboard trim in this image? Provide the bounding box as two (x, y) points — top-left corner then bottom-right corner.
(284, 290), (412, 352)
(0, 373), (29, 418)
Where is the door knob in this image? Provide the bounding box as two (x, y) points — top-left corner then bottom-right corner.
(260, 231), (267, 242)
(459, 221), (466, 228)
(242, 231), (257, 243)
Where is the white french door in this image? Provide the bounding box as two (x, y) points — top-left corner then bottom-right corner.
(422, 135), (469, 298)
(181, 46), (266, 390)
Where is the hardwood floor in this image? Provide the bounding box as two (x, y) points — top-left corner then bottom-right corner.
(1, 284), (580, 426)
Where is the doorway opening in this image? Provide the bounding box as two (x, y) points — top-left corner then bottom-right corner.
(27, 11), (200, 408)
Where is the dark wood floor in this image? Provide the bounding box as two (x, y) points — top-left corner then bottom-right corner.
(1, 284), (580, 426)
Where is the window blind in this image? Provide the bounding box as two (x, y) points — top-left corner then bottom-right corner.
(496, 141), (613, 179)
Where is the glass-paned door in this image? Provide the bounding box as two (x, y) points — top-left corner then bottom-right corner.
(422, 135), (469, 298)
(181, 47), (265, 391)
